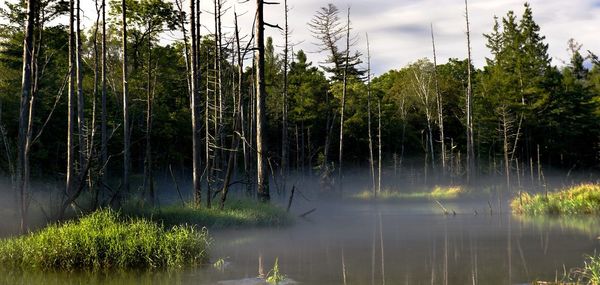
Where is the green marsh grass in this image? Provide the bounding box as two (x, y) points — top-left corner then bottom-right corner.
(0, 209), (210, 271)
(128, 199), (294, 228)
(352, 185), (465, 201)
(512, 183), (600, 215)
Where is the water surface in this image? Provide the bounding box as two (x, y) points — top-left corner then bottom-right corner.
(3, 199), (599, 285)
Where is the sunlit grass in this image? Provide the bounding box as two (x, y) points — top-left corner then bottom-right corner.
(352, 185), (466, 201)
(0, 209), (210, 271)
(512, 183), (600, 215)
(127, 199), (294, 228)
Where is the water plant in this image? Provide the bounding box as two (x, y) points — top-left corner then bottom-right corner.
(512, 184), (600, 215)
(0, 209), (210, 271)
(213, 258), (226, 271)
(266, 258), (286, 285)
(582, 255), (600, 284)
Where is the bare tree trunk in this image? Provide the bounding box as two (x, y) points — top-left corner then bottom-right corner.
(64, 0), (76, 217)
(17, 0), (36, 232)
(338, 7), (351, 193)
(281, 0), (290, 192)
(190, 0), (202, 207)
(431, 24), (446, 176)
(143, 28), (154, 205)
(501, 108), (511, 191)
(399, 96), (407, 174)
(90, 0), (102, 208)
(366, 33), (375, 194)
(174, 0), (191, 97)
(121, 0), (130, 200)
(377, 97), (382, 194)
(205, 55), (212, 204)
(76, 0), (86, 177)
(321, 90), (332, 169)
(101, 0), (108, 196)
(255, 0), (269, 202)
(220, 12), (244, 209)
(465, 0), (475, 184)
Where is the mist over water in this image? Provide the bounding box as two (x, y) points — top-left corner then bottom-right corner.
(2, 168), (600, 284)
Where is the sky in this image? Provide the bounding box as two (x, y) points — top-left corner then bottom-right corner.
(209, 0), (600, 75)
(3, 0), (600, 75)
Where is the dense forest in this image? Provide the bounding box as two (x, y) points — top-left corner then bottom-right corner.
(1, 0), (599, 229)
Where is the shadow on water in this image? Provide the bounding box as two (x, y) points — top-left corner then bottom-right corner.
(2, 198), (599, 285)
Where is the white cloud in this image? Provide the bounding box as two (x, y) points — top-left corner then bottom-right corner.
(4, 0), (600, 75)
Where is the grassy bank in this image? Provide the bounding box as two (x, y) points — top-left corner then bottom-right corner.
(512, 183), (600, 215)
(0, 210), (210, 271)
(352, 185), (465, 202)
(128, 199), (294, 229)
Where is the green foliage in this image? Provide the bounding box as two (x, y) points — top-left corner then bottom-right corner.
(512, 184), (600, 215)
(127, 199), (294, 229)
(0, 210), (210, 270)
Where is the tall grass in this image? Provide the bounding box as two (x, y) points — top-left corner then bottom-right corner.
(0, 210), (210, 271)
(128, 199), (294, 228)
(512, 184), (600, 215)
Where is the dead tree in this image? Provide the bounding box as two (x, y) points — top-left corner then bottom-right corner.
(190, 0), (202, 207)
(465, 0), (475, 183)
(377, 94), (382, 194)
(498, 105), (514, 192)
(76, 0), (85, 176)
(16, 0), (36, 232)
(281, 0), (290, 192)
(143, 26), (154, 205)
(66, 0), (76, 211)
(256, 0), (269, 202)
(90, 0), (102, 207)
(308, 4), (343, 182)
(220, 12), (245, 210)
(100, 0), (108, 198)
(431, 24), (446, 176)
(366, 33), (375, 193)
(338, 7), (351, 192)
(121, 0), (130, 199)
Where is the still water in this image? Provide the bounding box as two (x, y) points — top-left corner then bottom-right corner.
(2, 199), (599, 285)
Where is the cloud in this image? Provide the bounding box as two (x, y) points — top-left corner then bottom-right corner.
(5, 0), (598, 76)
